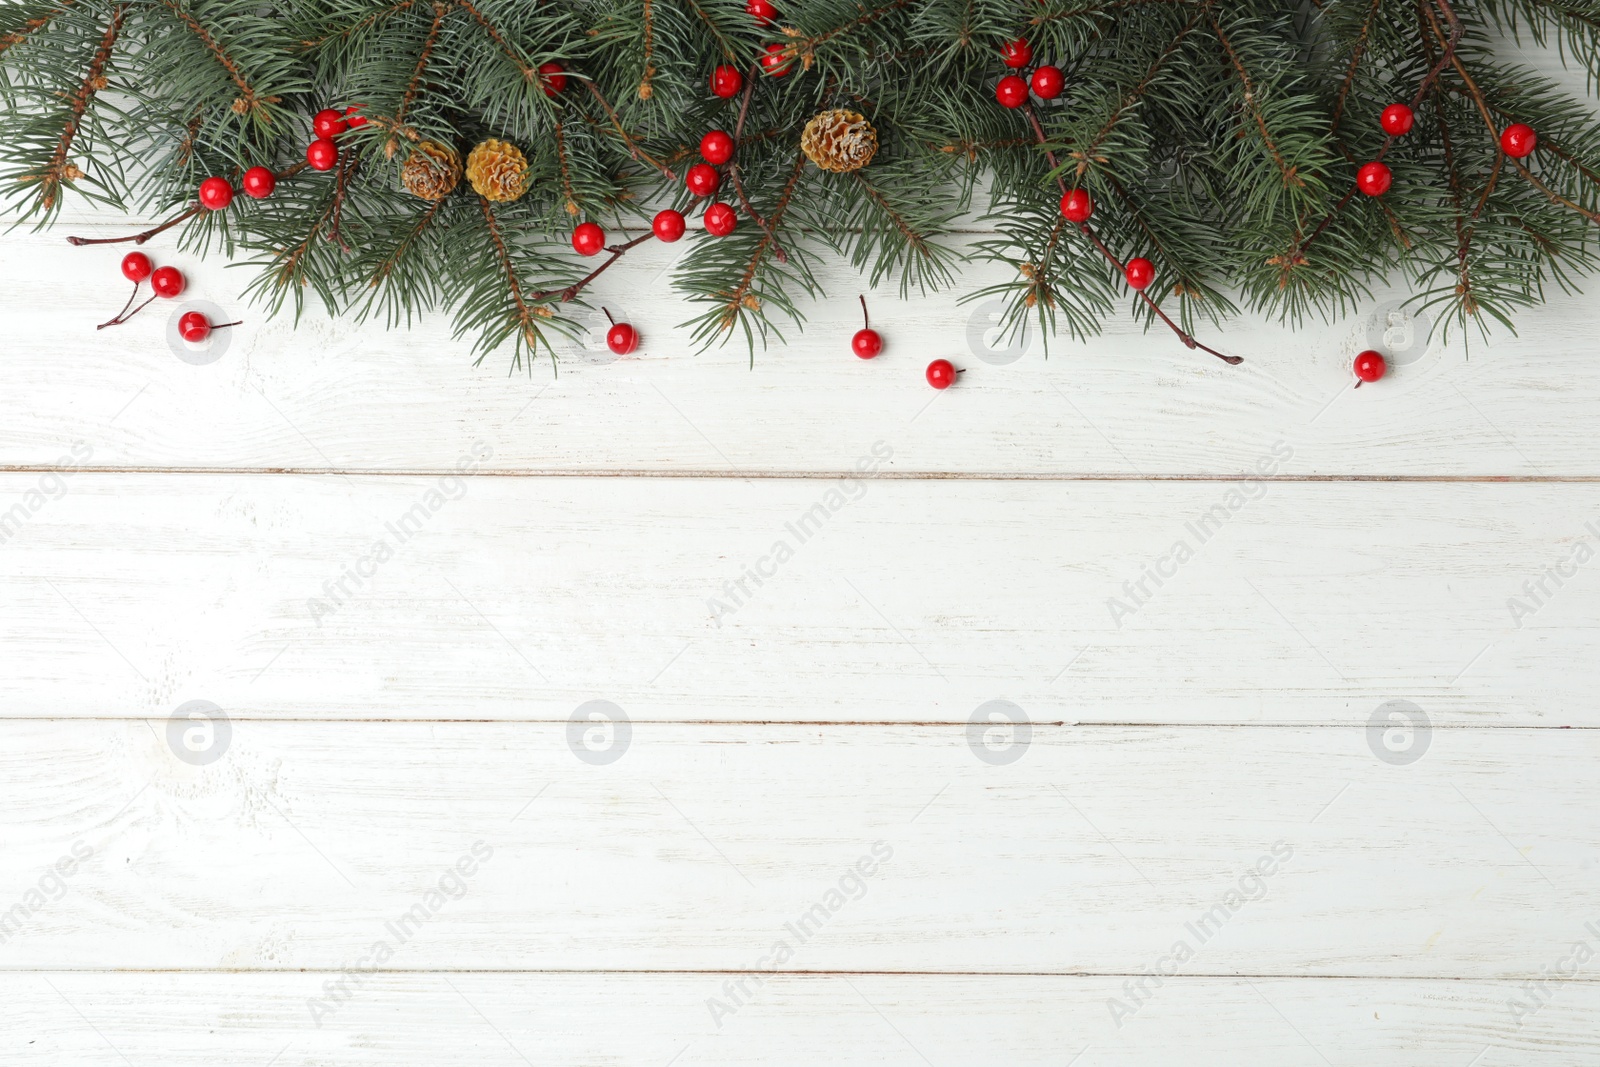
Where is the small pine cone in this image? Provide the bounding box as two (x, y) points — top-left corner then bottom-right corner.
(801, 108), (878, 173)
(401, 141), (461, 201)
(466, 138), (530, 202)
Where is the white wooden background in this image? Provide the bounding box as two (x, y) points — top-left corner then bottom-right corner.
(3, 181), (1600, 1067)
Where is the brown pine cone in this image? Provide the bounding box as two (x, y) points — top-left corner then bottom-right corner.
(466, 138), (530, 202)
(800, 109), (878, 173)
(401, 141), (461, 201)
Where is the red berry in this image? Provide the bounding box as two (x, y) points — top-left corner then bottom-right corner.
(120, 252), (152, 283)
(704, 202), (737, 236)
(1031, 65), (1064, 100)
(652, 208), (687, 242)
(996, 75), (1029, 109)
(1060, 188), (1093, 222)
(926, 359), (957, 390)
(572, 222), (606, 256)
(539, 61), (567, 97)
(1356, 160), (1392, 197)
(711, 65), (744, 98)
(1501, 122), (1537, 159)
(306, 137), (339, 171)
(1000, 38), (1032, 69)
(178, 311), (211, 343)
(606, 321), (639, 355)
(761, 43), (791, 77)
(686, 163), (720, 198)
(150, 266), (185, 299)
(700, 130), (735, 165)
(1354, 349), (1386, 383)
(852, 328), (882, 359)
(342, 105), (367, 128)
(241, 166), (276, 199)
(746, 0), (776, 24)
(1125, 257), (1155, 290)
(198, 176), (234, 211)
(313, 108), (347, 139)
(1380, 103), (1414, 137)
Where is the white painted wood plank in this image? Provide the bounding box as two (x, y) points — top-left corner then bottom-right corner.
(0, 720), (1594, 974)
(1, 474), (1595, 723)
(5, 973), (1595, 1066)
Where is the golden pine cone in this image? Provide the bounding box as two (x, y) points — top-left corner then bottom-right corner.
(800, 109), (878, 173)
(466, 138), (530, 202)
(401, 141), (461, 201)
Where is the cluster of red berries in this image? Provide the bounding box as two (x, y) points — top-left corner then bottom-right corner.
(191, 105), (363, 212)
(993, 38), (1064, 109)
(105, 252), (237, 340)
(849, 296), (960, 389)
(708, 0), (791, 98)
(1056, 188), (1157, 292)
(1354, 104), (1537, 198)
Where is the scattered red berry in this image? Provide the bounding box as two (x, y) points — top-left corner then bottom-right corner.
(539, 61), (567, 97)
(1125, 257), (1155, 291)
(150, 266), (185, 299)
(1500, 122), (1537, 158)
(852, 295), (882, 359)
(198, 176), (234, 211)
(342, 105), (367, 128)
(686, 163), (720, 197)
(653, 208), (687, 242)
(606, 320), (639, 355)
(120, 251), (153, 283)
(926, 359), (957, 389)
(1356, 160), (1392, 196)
(306, 137), (339, 171)
(241, 166), (276, 199)
(711, 65), (743, 99)
(178, 311), (211, 343)
(572, 222), (606, 256)
(700, 129), (735, 165)
(996, 75), (1029, 109)
(313, 108), (347, 139)
(1380, 103), (1414, 137)
(761, 43), (792, 76)
(704, 202), (737, 236)
(1031, 65), (1064, 100)
(1354, 349), (1386, 384)
(746, 0), (776, 24)
(1000, 38), (1032, 69)
(1060, 188), (1093, 222)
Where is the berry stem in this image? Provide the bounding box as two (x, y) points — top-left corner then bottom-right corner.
(859, 294), (869, 330)
(728, 60), (788, 264)
(96, 292), (156, 329)
(602, 307), (616, 326)
(66, 162), (307, 247)
(533, 231), (654, 302)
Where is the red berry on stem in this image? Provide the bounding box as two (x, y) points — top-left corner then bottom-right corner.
(711, 65), (743, 98)
(1380, 103), (1414, 137)
(1000, 38), (1032, 69)
(342, 105), (367, 128)
(747, 0), (776, 24)
(926, 359), (957, 390)
(606, 321), (639, 355)
(852, 294), (881, 359)
(306, 137), (339, 171)
(1501, 122), (1537, 158)
(1031, 65), (1064, 100)
(1060, 188), (1093, 222)
(761, 43), (791, 76)
(121, 252), (152, 283)
(539, 61), (567, 97)
(995, 75), (1028, 109)
(241, 166), (276, 199)
(653, 209), (687, 242)
(686, 163), (720, 197)
(150, 266), (185, 299)
(1354, 349), (1386, 384)
(572, 222), (606, 256)
(1356, 160), (1392, 196)
(1125, 257), (1155, 291)
(313, 108), (348, 139)
(704, 202), (737, 236)
(178, 311), (212, 343)
(700, 130), (735, 165)
(198, 177), (233, 211)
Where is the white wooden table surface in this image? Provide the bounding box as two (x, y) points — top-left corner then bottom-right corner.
(2, 198), (1598, 1067)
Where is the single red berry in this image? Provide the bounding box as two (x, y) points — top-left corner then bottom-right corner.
(700, 130), (735, 165)
(711, 65), (744, 98)
(761, 42), (792, 76)
(1125, 257), (1155, 291)
(342, 105), (367, 128)
(746, 0), (776, 24)
(150, 266), (185, 299)
(606, 321), (639, 354)
(572, 222), (606, 256)
(926, 359), (957, 390)
(686, 163), (720, 198)
(704, 202), (737, 236)
(1356, 160), (1392, 196)
(198, 177), (234, 211)
(120, 251), (153, 283)
(996, 75), (1029, 109)
(313, 108), (347, 139)
(241, 166), (276, 199)
(852, 328), (882, 359)
(1000, 38), (1032, 69)
(1031, 65), (1064, 100)
(539, 61), (567, 97)
(1060, 188), (1093, 222)
(1500, 123), (1537, 159)
(306, 137), (339, 171)
(1354, 349), (1386, 383)
(653, 209), (687, 242)
(178, 311), (212, 343)
(1380, 103), (1414, 137)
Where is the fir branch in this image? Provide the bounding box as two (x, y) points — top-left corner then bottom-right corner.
(477, 195), (547, 358)
(1330, 0), (1384, 131)
(454, 0), (536, 79)
(713, 149), (806, 334)
(31, 2), (121, 211)
(158, 0), (270, 119)
(0, 0), (77, 57)
(302, 0), (420, 48)
(580, 78), (676, 179)
(1209, 12), (1301, 188)
(388, 0), (449, 154)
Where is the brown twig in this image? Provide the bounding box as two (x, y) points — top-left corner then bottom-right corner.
(728, 60), (788, 264)
(159, 0), (270, 119)
(0, 0), (79, 56)
(478, 197), (547, 356)
(96, 286), (154, 329)
(454, 0), (534, 78)
(717, 151), (807, 332)
(580, 79), (676, 180)
(66, 161), (307, 246)
(34, 4), (123, 211)
(532, 232), (655, 302)
(326, 154), (359, 252)
(387, 0), (448, 157)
